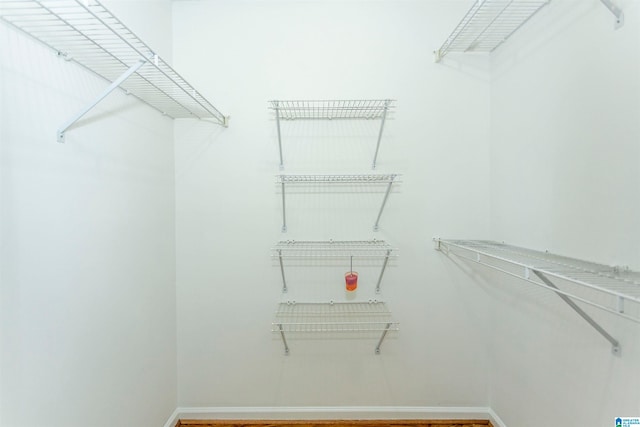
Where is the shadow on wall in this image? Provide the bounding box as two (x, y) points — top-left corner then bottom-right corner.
(174, 118), (228, 178)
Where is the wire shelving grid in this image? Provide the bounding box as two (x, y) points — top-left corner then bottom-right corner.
(435, 239), (640, 355)
(272, 240), (397, 293)
(435, 0), (550, 62)
(272, 301), (399, 354)
(272, 239), (397, 258)
(269, 100), (395, 169)
(269, 100), (393, 120)
(276, 174), (401, 233)
(0, 0), (227, 126)
(277, 174), (399, 184)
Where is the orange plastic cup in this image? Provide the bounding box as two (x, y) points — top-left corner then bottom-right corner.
(345, 272), (358, 292)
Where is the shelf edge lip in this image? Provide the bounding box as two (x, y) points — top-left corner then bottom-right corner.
(275, 173), (402, 183)
(436, 239), (640, 303)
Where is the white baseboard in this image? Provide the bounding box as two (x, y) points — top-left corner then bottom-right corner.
(164, 406), (507, 427)
(163, 407), (181, 427)
(487, 408), (508, 427)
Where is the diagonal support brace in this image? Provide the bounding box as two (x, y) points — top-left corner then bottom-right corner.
(278, 249), (288, 293)
(58, 59), (147, 143)
(277, 324), (289, 355)
(372, 100), (390, 169)
(532, 270), (621, 356)
(374, 176), (395, 231)
(275, 102), (284, 169)
(375, 322), (393, 354)
(375, 250), (391, 294)
(600, 0), (624, 29)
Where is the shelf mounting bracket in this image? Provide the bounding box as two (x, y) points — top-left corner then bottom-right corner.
(275, 102), (284, 169)
(372, 100), (390, 169)
(374, 176), (395, 231)
(280, 180), (287, 233)
(375, 249), (392, 294)
(278, 249), (288, 293)
(600, 0), (624, 29)
(57, 59), (147, 143)
(277, 323), (290, 355)
(375, 322), (393, 354)
(532, 270), (621, 356)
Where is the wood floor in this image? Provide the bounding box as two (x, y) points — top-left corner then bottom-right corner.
(176, 420), (494, 427)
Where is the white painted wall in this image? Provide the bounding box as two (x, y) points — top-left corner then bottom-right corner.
(0, 1), (177, 426)
(488, 0), (640, 426)
(173, 0), (492, 410)
(6, 0), (635, 425)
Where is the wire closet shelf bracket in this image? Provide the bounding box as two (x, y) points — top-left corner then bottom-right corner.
(435, 239), (640, 356)
(0, 0), (228, 142)
(269, 100), (395, 170)
(272, 301), (399, 355)
(272, 239), (397, 294)
(434, 0), (550, 62)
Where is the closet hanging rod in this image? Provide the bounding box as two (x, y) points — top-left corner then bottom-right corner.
(0, 0), (229, 142)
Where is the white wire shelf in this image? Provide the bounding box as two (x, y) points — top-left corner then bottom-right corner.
(435, 239), (640, 355)
(276, 174), (399, 184)
(277, 174), (400, 233)
(272, 239), (397, 258)
(272, 301), (398, 354)
(272, 240), (397, 293)
(270, 100), (394, 120)
(269, 100), (395, 169)
(435, 0), (549, 62)
(0, 0), (228, 141)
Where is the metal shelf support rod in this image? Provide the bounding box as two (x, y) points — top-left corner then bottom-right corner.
(532, 270), (621, 356)
(600, 0), (624, 29)
(278, 249), (288, 293)
(375, 322), (393, 354)
(277, 324), (290, 355)
(375, 250), (392, 294)
(281, 181), (287, 232)
(374, 177), (395, 231)
(275, 103), (284, 169)
(57, 58), (146, 142)
(372, 101), (389, 169)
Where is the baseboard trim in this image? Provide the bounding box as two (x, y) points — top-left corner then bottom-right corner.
(164, 407), (181, 427)
(164, 406), (507, 427)
(487, 408), (507, 427)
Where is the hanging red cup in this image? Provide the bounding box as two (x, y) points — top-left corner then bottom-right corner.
(345, 255), (357, 291)
(345, 272), (358, 291)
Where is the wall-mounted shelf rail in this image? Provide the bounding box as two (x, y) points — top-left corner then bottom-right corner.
(0, 0), (228, 142)
(272, 301), (398, 355)
(434, 0), (549, 62)
(272, 240), (397, 293)
(269, 99), (395, 169)
(277, 174), (400, 233)
(435, 239), (640, 355)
